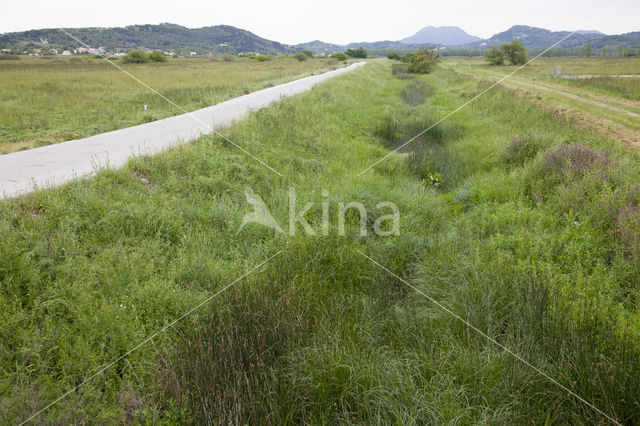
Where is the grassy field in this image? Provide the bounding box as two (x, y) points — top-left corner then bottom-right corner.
(0, 56), (347, 153)
(560, 76), (640, 101)
(446, 56), (640, 101)
(2, 59), (640, 424)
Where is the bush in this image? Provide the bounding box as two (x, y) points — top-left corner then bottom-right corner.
(483, 46), (505, 65)
(402, 52), (415, 63)
(172, 53), (179, 58)
(293, 52), (308, 62)
(330, 52), (348, 61)
(221, 54), (235, 62)
(345, 47), (367, 58)
(256, 55), (273, 62)
(391, 64), (412, 79)
(148, 51), (168, 62)
(387, 52), (402, 60)
(500, 134), (545, 165)
(300, 49), (314, 58)
(0, 54), (20, 60)
(407, 49), (439, 74)
(501, 40), (528, 65)
(122, 50), (150, 64)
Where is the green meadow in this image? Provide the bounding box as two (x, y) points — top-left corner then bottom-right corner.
(1, 59), (639, 424)
(0, 56), (344, 153)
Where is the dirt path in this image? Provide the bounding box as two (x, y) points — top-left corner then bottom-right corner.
(0, 62), (366, 199)
(502, 79), (640, 119)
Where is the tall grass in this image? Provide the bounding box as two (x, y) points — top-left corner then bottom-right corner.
(0, 56), (341, 153)
(1, 61), (639, 424)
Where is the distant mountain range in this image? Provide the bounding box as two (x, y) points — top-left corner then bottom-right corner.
(1, 23), (638, 56)
(401, 26), (482, 46)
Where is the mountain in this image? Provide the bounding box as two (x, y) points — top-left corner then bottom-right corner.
(588, 32), (640, 50)
(469, 25), (602, 49)
(401, 26), (482, 46)
(575, 30), (606, 36)
(0, 23), (295, 55)
(294, 40), (342, 55)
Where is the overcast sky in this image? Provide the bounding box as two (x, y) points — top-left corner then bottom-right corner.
(3, 0), (638, 45)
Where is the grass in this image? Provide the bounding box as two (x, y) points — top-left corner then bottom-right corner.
(560, 76), (640, 101)
(0, 56), (348, 153)
(1, 59), (640, 424)
(445, 56), (640, 103)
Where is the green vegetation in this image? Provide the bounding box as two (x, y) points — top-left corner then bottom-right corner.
(484, 40), (528, 65)
(299, 49), (314, 58)
(293, 52), (309, 62)
(148, 50), (168, 62)
(1, 59), (640, 424)
(560, 76), (640, 101)
(406, 48), (439, 74)
(0, 23), (294, 56)
(483, 45), (505, 65)
(386, 52), (402, 60)
(0, 56), (344, 153)
(345, 47), (367, 58)
(122, 50), (151, 63)
(501, 40), (528, 64)
(330, 52), (348, 61)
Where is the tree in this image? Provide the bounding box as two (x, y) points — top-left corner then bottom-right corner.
(148, 51), (167, 62)
(407, 48), (439, 74)
(345, 47), (367, 58)
(300, 49), (314, 58)
(330, 52), (348, 61)
(294, 52), (308, 62)
(584, 42), (592, 57)
(500, 40), (528, 65)
(122, 50), (150, 64)
(484, 46), (505, 65)
(386, 52), (401, 60)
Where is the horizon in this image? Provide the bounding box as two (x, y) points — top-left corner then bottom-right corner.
(3, 0), (637, 45)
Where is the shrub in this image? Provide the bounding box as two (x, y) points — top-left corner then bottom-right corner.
(400, 81), (431, 106)
(500, 134), (545, 165)
(330, 52), (348, 61)
(345, 47), (367, 58)
(616, 204), (640, 263)
(172, 53), (179, 58)
(300, 49), (314, 58)
(293, 52), (308, 62)
(501, 40), (528, 65)
(221, 53), (234, 62)
(524, 143), (614, 204)
(402, 52), (415, 63)
(256, 55), (273, 62)
(391, 64), (412, 79)
(0, 54), (20, 60)
(387, 52), (402, 60)
(148, 51), (168, 62)
(407, 49), (439, 74)
(484, 46), (505, 65)
(122, 50), (150, 64)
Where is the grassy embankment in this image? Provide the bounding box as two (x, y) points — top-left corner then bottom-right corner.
(1, 60), (640, 423)
(0, 56), (348, 153)
(447, 56), (640, 102)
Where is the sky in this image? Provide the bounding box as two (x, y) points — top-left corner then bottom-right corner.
(3, 0), (639, 45)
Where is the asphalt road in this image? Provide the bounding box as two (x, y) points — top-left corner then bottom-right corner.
(0, 61), (366, 199)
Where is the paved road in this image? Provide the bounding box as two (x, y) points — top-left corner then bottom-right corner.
(0, 62), (366, 199)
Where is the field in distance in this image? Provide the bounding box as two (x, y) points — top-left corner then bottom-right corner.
(444, 56), (640, 147)
(0, 56), (349, 154)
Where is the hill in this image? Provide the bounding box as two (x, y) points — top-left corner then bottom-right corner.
(469, 25), (601, 49)
(401, 26), (482, 46)
(0, 23), (295, 55)
(589, 31), (640, 50)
